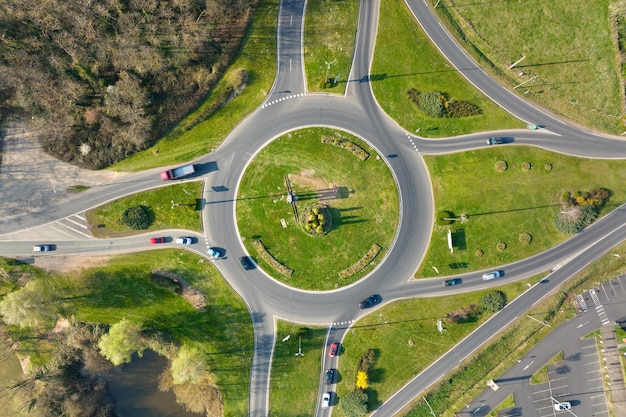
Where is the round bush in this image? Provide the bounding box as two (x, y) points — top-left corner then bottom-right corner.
(544, 163), (553, 170)
(519, 233), (532, 244)
(481, 291), (507, 313)
(475, 249), (484, 258)
(121, 205), (150, 230)
(301, 204), (332, 236)
(496, 241), (507, 251)
(494, 160), (508, 172)
(521, 161), (531, 171)
(418, 91), (445, 118)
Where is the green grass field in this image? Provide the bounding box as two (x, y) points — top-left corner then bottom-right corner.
(236, 128), (399, 289)
(433, 0), (623, 134)
(269, 323), (327, 416)
(304, 0), (359, 93)
(110, 0), (279, 172)
(370, 0), (524, 137)
(417, 147), (626, 277)
(85, 182), (204, 237)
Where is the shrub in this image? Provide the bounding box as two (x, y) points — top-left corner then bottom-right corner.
(301, 204), (332, 236)
(496, 241), (507, 251)
(446, 100), (482, 118)
(341, 390), (368, 417)
(544, 163), (553, 170)
(519, 233), (532, 244)
(357, 349), (376, 372)
(494, 160), (508, 172)
(554, 204), (597, 234)
(436, 211), (456, 226)
(355, 371), (369, 389)
(480, 291), (507, 313)
(252, 240), (293, 277)
(418, 91), (445, 118)
(475, 249), (484, 258)
(406, 88), (420, 104)
(521, 161), (531, 171)
(121, 205), (150, 230)
(321, 136), (369, 160)
(560, 191), (571, 205)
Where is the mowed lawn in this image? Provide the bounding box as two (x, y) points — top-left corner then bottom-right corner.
(304, 0), (359, 93)
(436, 0), (622, 134)
(236, 128), (399, 290)
(417, 147), (626, 277)
(370, 0), (524, 137)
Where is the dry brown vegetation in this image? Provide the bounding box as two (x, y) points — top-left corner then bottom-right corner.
(0, 0), (258, 169)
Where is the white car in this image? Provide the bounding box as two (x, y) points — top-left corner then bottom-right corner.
(554, 401), (571, 411)
(321, 392), (331, 409)
(482, 271), (502, 280)
(175, 237), (193, 245)
(207, 248), (221, 259)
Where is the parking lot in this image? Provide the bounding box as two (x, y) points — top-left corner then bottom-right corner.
(529, 335), (609, 416)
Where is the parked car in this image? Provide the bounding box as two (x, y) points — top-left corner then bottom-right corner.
(443, 278), (462, 287)
(359, 294), (381, 309)
(325, 369), (335, 385)
(239, 256), (255, 270)
(487, 136), (506, 145)
(328, 343), (339, 357)
(33, 245), (52, 252)
(482, 270), (502, 280)
(149, 237), (165, 244)
(321, 392), (331, 409)
(554, 401), (571, 411)
(175, 237), (193, 245)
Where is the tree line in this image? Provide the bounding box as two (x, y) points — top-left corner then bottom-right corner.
(0, 0), (258, 169)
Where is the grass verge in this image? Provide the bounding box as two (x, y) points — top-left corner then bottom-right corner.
(370, 0), (524, 137)
(270, 322), (327, 416)
(332, 275), (539, 416)
(431, 0), (623, 134)
(85, 182), (204, 238)
(417, 147), (626, 277)
(236, 128), (399, 290)
(109, 0), (279, 172)
(530, 351), (563, 385)
(487, 394), (514, 416)
(402, 239), (626, 417)
(304, 0), (359, 94)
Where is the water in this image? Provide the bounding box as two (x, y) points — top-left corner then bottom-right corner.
(107, 350), (202, 417)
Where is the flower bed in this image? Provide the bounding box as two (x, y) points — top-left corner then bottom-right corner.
(338, 243), (382, 279)
(253, 239), (293, 277)
(321, 136), (369, 160)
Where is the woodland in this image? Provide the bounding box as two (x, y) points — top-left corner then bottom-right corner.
(0, 0), (257, 168)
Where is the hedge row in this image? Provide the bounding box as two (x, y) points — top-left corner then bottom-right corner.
(338, 244), (382, 279)
(321, 136), (369, 160)
(252, 239), (293, 277)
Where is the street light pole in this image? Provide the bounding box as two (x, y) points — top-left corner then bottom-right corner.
(324, 60), (335, 85)
(422, 397), (436, 417)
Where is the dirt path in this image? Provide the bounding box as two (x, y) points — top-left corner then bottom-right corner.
(0, 121), (126, 220)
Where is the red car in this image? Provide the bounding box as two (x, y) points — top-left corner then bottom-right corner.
(328, 343), (339, 357)
(150, 237), (165, 244)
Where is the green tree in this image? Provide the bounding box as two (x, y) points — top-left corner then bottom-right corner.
(0, 279), (60, 328)
(98, 318), (145, 366)
(341, 390), (368, 417)
(171, 345), (208, 384)
(480, 291), (507, 313)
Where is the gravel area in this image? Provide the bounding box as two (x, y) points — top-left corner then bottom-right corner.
(0, 121), (125, 220)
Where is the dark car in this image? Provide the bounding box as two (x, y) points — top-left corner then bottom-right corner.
(328, 343), (339, 357)
(33, 245), (53, 252)
(487, 136), (506, 145)
(239, 256), (255, 270)
(359, 294), (381, 309)
(325, 369), (335, 385)
(443, 278), (462, 287)
(150, 237), (165, 244)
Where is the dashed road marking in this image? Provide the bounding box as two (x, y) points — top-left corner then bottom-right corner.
(261, 94), (304, 108)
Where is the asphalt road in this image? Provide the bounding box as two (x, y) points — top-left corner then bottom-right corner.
(1, 1), (626, 417)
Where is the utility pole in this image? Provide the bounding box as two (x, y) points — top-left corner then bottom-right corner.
(295, 336), (304, 357)
(422, 397), (436, 417)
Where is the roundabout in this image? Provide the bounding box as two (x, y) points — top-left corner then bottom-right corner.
(236, 127), (399, 290)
